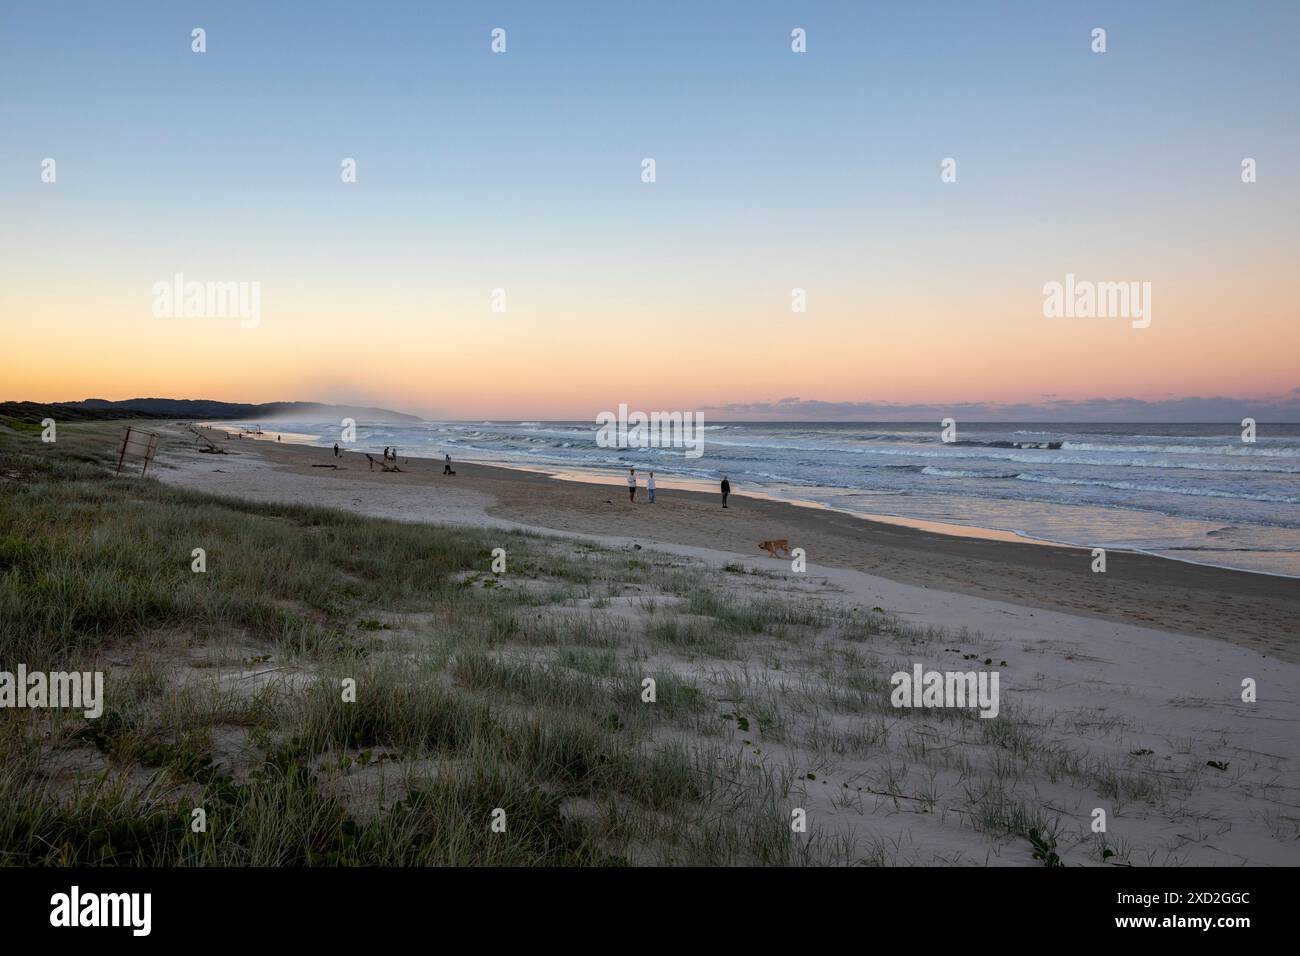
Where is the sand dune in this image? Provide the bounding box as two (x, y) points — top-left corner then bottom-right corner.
(150, 426), (1300, 865)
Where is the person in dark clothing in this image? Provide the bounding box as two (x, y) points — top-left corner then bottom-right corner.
(443, 453), (453, 475)
(720, 476), (731, 508)
(333, 443), (340, 458)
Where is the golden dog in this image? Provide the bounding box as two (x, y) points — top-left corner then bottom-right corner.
(758, 538), (791, 558)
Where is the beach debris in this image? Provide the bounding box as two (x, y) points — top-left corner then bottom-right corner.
(189, 425), (228, 454)
(311, 464), (340, 469)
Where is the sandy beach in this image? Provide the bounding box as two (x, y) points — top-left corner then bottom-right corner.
(135, 423), (1300, 866)
(170, 426), (1300, 662)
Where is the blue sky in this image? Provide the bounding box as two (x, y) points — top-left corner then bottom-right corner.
(2, 1), (1297, 419)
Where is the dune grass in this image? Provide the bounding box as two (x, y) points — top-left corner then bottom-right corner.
(1, 422), (1237, 867)
(0, 424), (829, 865)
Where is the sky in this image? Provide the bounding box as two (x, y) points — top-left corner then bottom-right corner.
(2, 1), (1297, 421)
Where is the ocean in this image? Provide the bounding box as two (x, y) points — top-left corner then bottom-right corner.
(223, 420), (1300, 578)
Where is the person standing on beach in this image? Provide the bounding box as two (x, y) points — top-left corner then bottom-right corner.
(647, 471), (656, 503)
(628, 468), (637, 502)
(333, 443), (339, 458)
(443, 453), (453, 475)
(720, 475), (731, 508)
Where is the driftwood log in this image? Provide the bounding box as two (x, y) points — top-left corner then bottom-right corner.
(188, 425), (227, 454)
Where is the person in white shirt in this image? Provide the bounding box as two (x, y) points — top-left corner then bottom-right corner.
(627, 468), (637, 502)
(647, 471), (656, 503)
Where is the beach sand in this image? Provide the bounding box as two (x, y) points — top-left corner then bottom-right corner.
(144, 424), (1300, 865)
(166, 426), (1299, 662)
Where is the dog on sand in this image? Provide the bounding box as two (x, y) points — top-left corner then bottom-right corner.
(758, 538), (791, 558)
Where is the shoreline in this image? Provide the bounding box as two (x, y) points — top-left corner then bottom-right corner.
(208, 421), (1298, 576)
(167, 424), (1300, 661)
